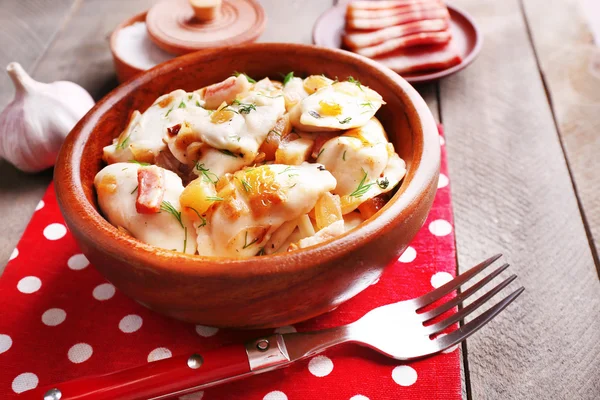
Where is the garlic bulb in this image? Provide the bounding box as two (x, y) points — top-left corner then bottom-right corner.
(0, 62), (95, 172)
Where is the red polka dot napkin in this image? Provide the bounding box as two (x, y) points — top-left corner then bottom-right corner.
(0, 126), (460, 399)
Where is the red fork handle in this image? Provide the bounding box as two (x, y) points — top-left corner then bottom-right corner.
(24, 344), (251, 400)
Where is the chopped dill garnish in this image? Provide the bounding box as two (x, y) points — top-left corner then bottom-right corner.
(188, 94), (193, 100)
(219, 149), (240, 158)
(187, 207), (207, 227)
(196, 101), (203, 107)
(338, 117), (352, 124)
(316, 148), (325, 159)
(257, 247), (266, 256)
(233, 71), (257, 83)
(288, 183), (297, 189)
(243, 231), (259, 249)
(257, 93), (284, 99)
(377, 177), (390, 189)
(229, 134), (241, 142)
(206, 196), (224, 202)
(195, 162), (219, 184)
(283, 71), (294, 85)
(116, 135), (130, 150)
(183, 227), (187, 253)
(349, 168), (375, 198)
(165, 107), (174, 117)
(361, 101), (373, 108)
(178, 101), (186, 109)
(308, 110), (321, 119)
(240, 178), (251, 192)
(288, 174), (299, 178)
(278, 166), (296, 175)
(231, 99), (257, 114)
(347, 76), (364, 91)
(343, 150), (347, 161)
(128, 160), (150, 166)
(268, 129), (282, 137)
(160, 201), (183, 228)
(130, 185), (138, 194)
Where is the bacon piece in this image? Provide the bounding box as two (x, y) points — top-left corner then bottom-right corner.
(344, 19), (449, 49)
(374, 43), (462, 74)
(136, 165), (166, 214)
(358, 193), (391, 219)
(347, 7), (449, 30)
(348, 0), (442, 20)
(354, 30), (452, 58)
(348, 0), (439, 11)
(202, 75), (252, 109)
(311, 132), (338, 160)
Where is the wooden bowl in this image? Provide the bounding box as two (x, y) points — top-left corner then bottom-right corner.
(54, 43), (440, 329)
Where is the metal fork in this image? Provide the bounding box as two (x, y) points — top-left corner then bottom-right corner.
(277, 253), (524, 363)
(34, 254), (524, 400)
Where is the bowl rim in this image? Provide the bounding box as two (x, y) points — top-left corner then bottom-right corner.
(55, 43), (440, 279)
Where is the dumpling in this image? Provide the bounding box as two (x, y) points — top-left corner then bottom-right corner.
(317, 117), (406, 213)
(194, 163), (337, 257)
(288, 79), (385, 132)
(94, 162), (197, 254)
(103, 90), (202, 164)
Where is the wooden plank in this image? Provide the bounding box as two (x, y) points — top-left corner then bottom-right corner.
(521, 0), (600, 274)
(441, 0), (600, 398)
(0, 0), (76, 271)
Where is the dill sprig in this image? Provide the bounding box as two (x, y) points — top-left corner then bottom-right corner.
(338, 117), (352, 124)
(160, 201), (183, 228)
(243, 231), (259, 249)
(343, 150), (347, 161)
(130, 185), (138, 195)
(183, 227), (187, 253)
(165, 107), (174, 117)
(316, 148), (325, 159)
(128, 160), (150, 166)
(350, 168), (375, 198)
(219, 149), (241, 158)
(361, 101), (373, 108)
(233, 71), (257, 83)
(231, 99), (257, 114)
(257, 247), (266, 256)
(206, 196), (224, 202)
(278, 166), (296, 175)
(347, 76), (364, 91)
(377, 177), (390, 189)
(195, 162), (219, 184)
(283, 71), (294, 85)
(187, 207), (207, 227)
(116, 135), (130, 150)
(178, 101), (186, 109)
(196, 100), (203, 107)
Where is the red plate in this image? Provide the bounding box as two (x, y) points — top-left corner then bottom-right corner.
(312, 3), (482, 84)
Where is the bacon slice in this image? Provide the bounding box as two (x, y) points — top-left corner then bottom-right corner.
(374, 43), (462, 74)
(136, 165), (166, 214)
(347, 7), (449, 30)
(348, 0), (439, 11)
(344, 19), (449, 49)
(202, 75), (252, 109)
(348, 0), (442, 20)
(354, 30), (452, 58)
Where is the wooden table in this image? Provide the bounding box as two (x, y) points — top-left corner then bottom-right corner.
(1, 0), (599, 398)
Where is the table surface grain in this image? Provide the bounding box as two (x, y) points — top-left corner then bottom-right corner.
(0, 0), (598, 398)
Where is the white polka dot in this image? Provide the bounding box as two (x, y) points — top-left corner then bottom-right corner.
(399, 246), (417, 263)
(9, 248), (18, 261)
(438, 173), (449, 188)
(437, 333), (459, 353)
(35, 200), (45, 211)
(93, 283), (115, 301)
(119, 314), (143, 333)
(68, 343), (93, 363)
(195, 325), (219, 337)
(263, 390), (288, 400)
(439, 135), (445, 145)
(308, 355), (334, 377)
(431, 271), (454, 288)
(179, 391), (204, 400)
(42, 308), (66, 326)
(148, 347), (172, 362)
(43, 223), (67, 240)
(350, 396), (370, 400)
(68, 254), (89, 270)
(428, 219), (452, 236)
(275, 325), (296, 334)
(0, 334), (12, 354)
(11, 372), (38, 393)
(17, 276), (41, 294)
(392, 365), (417, 386)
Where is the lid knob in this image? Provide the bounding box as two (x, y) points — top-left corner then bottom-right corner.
(189, 0), (222, 22)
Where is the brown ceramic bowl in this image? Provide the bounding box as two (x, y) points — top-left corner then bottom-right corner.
(55, 43), (440, 329)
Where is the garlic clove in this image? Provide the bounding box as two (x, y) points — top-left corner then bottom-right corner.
(0, 62), (95, 173)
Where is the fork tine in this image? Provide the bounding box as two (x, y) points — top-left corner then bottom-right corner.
(425, 274), (517, 335)
(420, 263), (510, 322)
(433, 287), (525, 352)
(413, 254), (503, 308)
